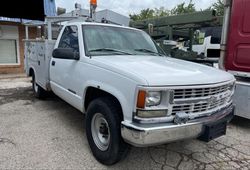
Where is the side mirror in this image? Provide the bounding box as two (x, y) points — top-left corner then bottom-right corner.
(52, 48), (80, 60)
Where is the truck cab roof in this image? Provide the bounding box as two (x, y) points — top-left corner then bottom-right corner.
(66, 19), (140, 31)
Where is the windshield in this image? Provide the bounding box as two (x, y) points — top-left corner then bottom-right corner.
(82, 25), (165, 56)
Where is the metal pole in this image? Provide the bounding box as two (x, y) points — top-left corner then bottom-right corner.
(47, 20), (52, 40)
(168, 26), (173, 40)
(90, 5), (97, 20)
(90, 5), (93, 19)
(189, 28), (194, 51)
(90, 0), (97, 21)
(219, 0), (232, 69)
(25, 26), (29, 39)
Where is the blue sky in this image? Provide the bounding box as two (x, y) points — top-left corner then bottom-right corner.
(55, 0), (217, 16)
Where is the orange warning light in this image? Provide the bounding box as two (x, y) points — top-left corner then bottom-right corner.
(90, 0), (97, 6)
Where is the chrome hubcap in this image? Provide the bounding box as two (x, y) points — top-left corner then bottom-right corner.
(91, 113), (110, 151)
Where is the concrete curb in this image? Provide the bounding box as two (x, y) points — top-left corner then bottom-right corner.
(0, 73), (27, 80)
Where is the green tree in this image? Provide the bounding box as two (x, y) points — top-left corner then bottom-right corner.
(170, 0), (196, 15)
(129, 1), (196, 21)
(129, 8), (155, 21)
(154, 7), (170, 17)
(211, 0), (224, 16)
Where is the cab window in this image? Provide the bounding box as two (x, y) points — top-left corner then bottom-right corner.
(58, 26), (79, 52)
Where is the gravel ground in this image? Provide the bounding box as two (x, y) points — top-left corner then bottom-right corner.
(0, 77), (250, 169)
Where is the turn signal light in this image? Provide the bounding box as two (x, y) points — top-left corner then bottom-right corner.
(137, 90), (146, 109)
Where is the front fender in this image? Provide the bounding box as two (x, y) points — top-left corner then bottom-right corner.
(83, 80), (132, 121)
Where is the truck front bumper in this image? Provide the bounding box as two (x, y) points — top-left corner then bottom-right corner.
(121, 105), (234, 147)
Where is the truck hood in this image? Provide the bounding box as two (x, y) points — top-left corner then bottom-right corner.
(92, 55), (234, 86)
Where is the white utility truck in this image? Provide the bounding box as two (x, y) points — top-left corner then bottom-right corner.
(24, 17), (236, 165)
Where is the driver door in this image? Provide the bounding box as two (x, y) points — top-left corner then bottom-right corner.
(50, 25), (82, 110)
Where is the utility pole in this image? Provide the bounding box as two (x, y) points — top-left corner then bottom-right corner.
(90, 0), (97, 20)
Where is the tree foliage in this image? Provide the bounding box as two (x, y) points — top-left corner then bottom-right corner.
(170, 0), (196, 15)
(211, 0), (224, 16)
(130, 0), (196, 21)
(129, 8), (155, 21)
(129, 7), (170, 20)
(129, 0), (225, 21)
(154, 7), (170, 17)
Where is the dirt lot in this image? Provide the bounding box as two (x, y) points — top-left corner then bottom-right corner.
(0, 77), (250, 170)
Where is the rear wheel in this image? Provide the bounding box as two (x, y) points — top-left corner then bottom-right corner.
(86, 97), (129, 165)
(32, 73), (46, 99)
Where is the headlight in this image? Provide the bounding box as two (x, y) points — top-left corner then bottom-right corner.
(136, 90), (169, 119)
(137, 90), (162, 108)
(146, 91), (161, 107)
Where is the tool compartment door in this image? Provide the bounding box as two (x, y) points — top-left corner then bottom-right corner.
(25, 40), (52, 90)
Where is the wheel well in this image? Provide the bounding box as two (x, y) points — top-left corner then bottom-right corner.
(84, 87), (123, 119)
(29, 68), (34, 77)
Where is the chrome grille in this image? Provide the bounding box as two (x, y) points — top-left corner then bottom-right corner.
(174, 84), (230, 99)
(171, 83), (232, 115)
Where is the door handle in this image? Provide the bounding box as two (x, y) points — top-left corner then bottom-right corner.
(51, 61), (56, 66)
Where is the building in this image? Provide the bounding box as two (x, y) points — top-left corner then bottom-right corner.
(0, 0), (56, 74)
(0, 1), (129, 74)
(0, 19), (39, 74)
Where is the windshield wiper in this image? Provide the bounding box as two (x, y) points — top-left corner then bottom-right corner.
(134, 48), (163, 56)
(89, 48), (133, 55)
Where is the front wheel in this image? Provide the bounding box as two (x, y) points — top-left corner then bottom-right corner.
(86, 97), (129, 165)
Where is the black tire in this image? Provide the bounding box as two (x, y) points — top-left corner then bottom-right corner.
(86, 97), (129, 165)
(32, 73), (46, 99)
